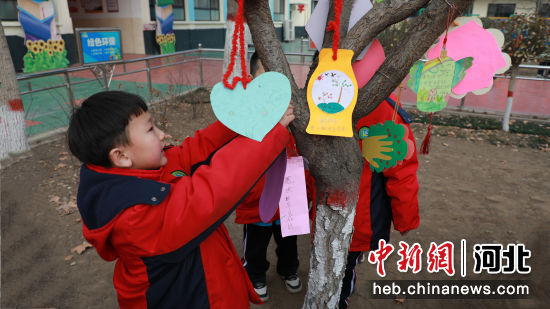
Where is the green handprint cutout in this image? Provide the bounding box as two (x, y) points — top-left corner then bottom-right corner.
(359, 121), (408, 172)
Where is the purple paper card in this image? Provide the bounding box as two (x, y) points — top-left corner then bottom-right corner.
(259, 150), (287, 223)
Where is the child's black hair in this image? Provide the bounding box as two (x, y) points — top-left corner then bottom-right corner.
(250, 51), (261, 76)
(67, 91), (148, 167)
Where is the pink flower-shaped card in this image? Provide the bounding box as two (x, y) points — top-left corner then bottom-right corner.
(427, 19), (511, 96)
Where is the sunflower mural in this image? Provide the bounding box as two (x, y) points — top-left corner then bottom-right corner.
(18, 0), (69, 73)
(155, 0), (176, 54)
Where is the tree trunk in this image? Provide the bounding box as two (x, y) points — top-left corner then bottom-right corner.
(303, 185), (359, 308)
(502, 65), (519, 132)
(0, 22), (29, 161)
(242, 0), (473, 306)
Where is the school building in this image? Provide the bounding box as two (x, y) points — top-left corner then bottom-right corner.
(1, 0), (315, 72)
(468, 0), (549, 17)
(2, 0), (548, 73)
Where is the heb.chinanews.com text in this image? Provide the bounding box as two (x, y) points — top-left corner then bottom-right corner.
(368, 280), (530, 299)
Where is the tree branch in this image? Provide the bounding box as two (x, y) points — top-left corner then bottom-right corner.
(304, 0), (428, 99)
(352, 0), (473, 123)
(341, 0), (430, 62)
(244, 0), (310, 130)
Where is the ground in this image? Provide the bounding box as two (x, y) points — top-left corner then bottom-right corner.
(1, 99), (549, 309)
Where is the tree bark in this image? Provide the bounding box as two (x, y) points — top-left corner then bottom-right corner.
(243, 0), (473, 307)
(0, 22), (29, 161)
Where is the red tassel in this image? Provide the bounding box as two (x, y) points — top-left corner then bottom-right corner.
(420, 113), (433, 155)
(420, 127), (431, 155)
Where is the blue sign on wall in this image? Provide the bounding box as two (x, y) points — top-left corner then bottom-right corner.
(77, 29), (122, 64)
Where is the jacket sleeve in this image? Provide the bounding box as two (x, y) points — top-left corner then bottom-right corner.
(383, 122), (420, 233)
(116, 124), (290, 255)
(173, 121), (238, 170)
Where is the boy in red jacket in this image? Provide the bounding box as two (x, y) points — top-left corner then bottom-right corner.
(68, 90), (294, 308)
(234, 52), (315, 302)
(338, 95), (420, 309)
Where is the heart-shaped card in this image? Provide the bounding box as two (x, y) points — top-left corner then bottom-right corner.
(210, 71), (291, 142)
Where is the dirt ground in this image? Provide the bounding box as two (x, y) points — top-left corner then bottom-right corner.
(1, 101), (549, 309)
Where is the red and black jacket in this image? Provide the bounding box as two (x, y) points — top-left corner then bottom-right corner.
(349, 95), (420, 252)
(77, 121), (289, 308)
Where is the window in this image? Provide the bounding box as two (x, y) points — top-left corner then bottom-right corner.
(272, 0), (284, 21)
(487, 4), (515, 18)
(312, 0), (319, 9)
(0, 0), (18, 21)
(461, 3), (473, 16)
(194, 0), (219, 21)
(540, 3), (550, 18)
(150, 0), (185, 21)
(149, 0), (156, 21)
(173, 0), (185, 20)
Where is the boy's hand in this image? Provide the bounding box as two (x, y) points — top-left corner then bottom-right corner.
(279, 103), (295, 127)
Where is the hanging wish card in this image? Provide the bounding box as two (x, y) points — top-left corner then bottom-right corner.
(352, 39), (385, 88)
(211, 72), (291, 142)
(259, 150), (287, 223)
(358, 121), (408, 172)
(210, 0), (291, 142)
(306, 49), (358, 137)
(408, 50), (472, 112)
(279, 156), (310, 237)
(427, 19), (511, 96)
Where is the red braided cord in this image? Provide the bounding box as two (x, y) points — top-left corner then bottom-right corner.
(222, 0), (251, 89)
(326, 0), (343, 60)
(238, 15), (250, 89)
(442, 2), (455, 49)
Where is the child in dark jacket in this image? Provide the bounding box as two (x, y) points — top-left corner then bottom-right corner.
(338, 95), (420, 309)
(68, 90), (294, 308)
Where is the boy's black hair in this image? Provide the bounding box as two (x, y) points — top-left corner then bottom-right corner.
(67, 91), (148, 167)
(250, 51), (261, 76)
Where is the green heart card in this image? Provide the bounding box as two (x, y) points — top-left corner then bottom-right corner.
(210, 72), (291, 142)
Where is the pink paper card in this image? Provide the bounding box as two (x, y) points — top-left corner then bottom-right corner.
(352, 39), (385, 88)
(427, 21), (508, 95)
(279, 156), (310, 237)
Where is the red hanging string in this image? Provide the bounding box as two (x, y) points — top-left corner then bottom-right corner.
(419, 113), (433, 155)
(222, 0), (251, 89)
(442, 2), (455, 49)
(420, 2), (454, 155)
(325, 0), (343, 60)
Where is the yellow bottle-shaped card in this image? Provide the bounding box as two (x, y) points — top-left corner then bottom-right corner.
(306, 48), (358, 137)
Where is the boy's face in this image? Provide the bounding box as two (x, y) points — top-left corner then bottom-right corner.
(122, 112), (167, 169)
